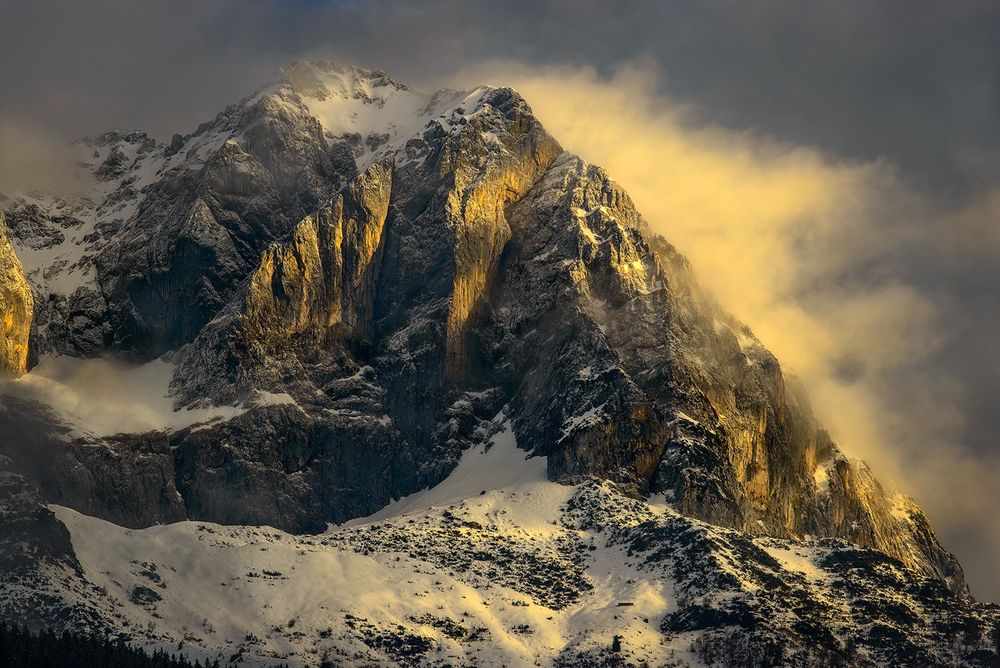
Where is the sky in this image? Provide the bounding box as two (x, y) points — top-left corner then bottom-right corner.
(1, 0), (999, 598)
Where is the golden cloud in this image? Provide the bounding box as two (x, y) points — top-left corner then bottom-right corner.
(453, 61), (1000, 598)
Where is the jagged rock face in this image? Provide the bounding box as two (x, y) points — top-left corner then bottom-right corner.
(485, 156), (675, 489)
(168, 84), (561, 529)
(0, 397), (185, 528)
(366, 86), (561, 441)
(95, 90), (357, 358)
(0, 460), (78, 574)
(170, 404), (417, 532)
(174, 160), (394, 406)
(244, 160), (393, 343)
(1, 91), (357, 362)
(431, 88), (564, 378)
(174, 87), (560, 396)
(0, 460), (91, 634)
(0, 213), (33, 378)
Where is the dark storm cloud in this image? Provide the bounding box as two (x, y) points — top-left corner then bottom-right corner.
(1, 0), (999, 597)
(5, 0), (997, 191)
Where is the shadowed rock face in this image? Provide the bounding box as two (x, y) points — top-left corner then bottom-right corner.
(0, 458), (91, 634)
(94, 89), (357, 359)
(0, 213), (32, 378)
(0, 397), (185, 529)
(0, 62), (970, 611)
(0, 459), (78, 574)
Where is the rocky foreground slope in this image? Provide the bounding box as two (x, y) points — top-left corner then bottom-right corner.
(0, 60), (996, 666)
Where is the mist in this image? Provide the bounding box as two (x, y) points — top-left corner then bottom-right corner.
(0, 356), (243, 436)
(0, 120), (87, 196)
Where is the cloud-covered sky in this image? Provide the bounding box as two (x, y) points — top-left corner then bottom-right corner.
(2, 0), (999, 598)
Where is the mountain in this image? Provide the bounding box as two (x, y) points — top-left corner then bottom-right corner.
(0, 60), (996, 667)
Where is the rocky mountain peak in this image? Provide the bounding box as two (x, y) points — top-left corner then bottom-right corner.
(0, 61), (995, 666)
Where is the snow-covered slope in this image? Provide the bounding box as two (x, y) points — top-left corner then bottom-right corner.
(5, 132), (158, 297)
(44, 425), (663, 667)
(2, 421), (986, 667)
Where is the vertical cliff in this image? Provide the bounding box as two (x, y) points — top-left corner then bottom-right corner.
(0, 212), (33, 378)
(435, 89), (563, 378)
(242, 159), (394, 348)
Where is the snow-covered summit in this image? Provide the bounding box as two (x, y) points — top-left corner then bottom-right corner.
(272, 59), (492, 169)
(280, 59), (411, 99)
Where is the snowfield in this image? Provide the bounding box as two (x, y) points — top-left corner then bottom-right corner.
(292, 62), (490, 168)
(49, 423), (691, 667)
(35, 415), (983, 667)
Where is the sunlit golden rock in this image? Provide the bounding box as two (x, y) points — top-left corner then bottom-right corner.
(0, 211), (33, 378)
(438, 92), (562, 378)
(242, 158), (394, 351)
(498, 152), (967, 594)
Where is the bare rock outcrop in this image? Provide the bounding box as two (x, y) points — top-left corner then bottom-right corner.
(0, 212), (33, 378)
(0, 396), (185, 529)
